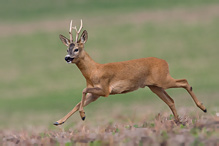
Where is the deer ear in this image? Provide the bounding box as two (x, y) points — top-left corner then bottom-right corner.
(78, 30), (88, 44)
(59, 34), (70, 46)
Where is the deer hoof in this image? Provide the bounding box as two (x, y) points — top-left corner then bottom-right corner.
(53, 121), (64, 126)
(82, 116), (86, 121)
(80, 111), (86, 121)
(203, 109), (207, 113)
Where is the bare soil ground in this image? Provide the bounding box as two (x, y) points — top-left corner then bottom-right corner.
(1, 113), (218, 146)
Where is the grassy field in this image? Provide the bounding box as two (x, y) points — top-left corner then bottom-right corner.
(0, 0), (219, 145)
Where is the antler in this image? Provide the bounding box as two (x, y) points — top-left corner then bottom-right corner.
(69, 19), (83, 43)
(69, 20), (74, 43)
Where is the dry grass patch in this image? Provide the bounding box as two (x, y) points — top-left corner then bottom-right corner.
(1, 113), (218, 145)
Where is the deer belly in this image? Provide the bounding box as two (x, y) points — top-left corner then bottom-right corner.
(109, 81), (141, 94)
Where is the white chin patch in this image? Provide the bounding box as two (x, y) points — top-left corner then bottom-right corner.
(67, 61), (72, 64)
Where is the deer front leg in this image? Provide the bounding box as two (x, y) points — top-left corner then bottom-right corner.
(79, 87), (109, 120)
(54, 93), (99, 126)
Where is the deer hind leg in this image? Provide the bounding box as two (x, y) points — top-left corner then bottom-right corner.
(54, 93), (99, 126)
(148, 86), (179, 122)
(167, 78), (207, 113)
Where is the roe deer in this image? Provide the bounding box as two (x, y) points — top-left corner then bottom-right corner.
(54, 20), (207, 125)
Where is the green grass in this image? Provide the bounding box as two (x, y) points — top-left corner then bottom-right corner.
(0, 0), (219, 128)
(0, 0), (218, 22)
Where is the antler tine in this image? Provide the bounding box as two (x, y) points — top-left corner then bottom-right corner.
(69, 20), (73, 43)
(75, 19), (83, 42)
(78, 19), (83, 34)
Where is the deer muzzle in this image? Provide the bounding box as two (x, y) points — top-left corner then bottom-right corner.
(65, 55), (74, 64)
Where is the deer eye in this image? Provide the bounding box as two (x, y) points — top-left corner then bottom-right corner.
(74, 49), (79, 52)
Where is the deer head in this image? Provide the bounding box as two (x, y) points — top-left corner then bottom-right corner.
(59, 20), (88, 64)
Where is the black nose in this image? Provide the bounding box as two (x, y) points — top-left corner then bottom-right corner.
(65, 56), (70, 62)
(65, 56), (74, 62)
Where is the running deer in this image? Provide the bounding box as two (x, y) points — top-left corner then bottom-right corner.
(54, 20), (207, 125)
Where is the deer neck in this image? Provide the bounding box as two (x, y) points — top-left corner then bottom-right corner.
(76, 50), (98, 81)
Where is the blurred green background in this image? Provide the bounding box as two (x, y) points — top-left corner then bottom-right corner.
(0, 0), (218, 129)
